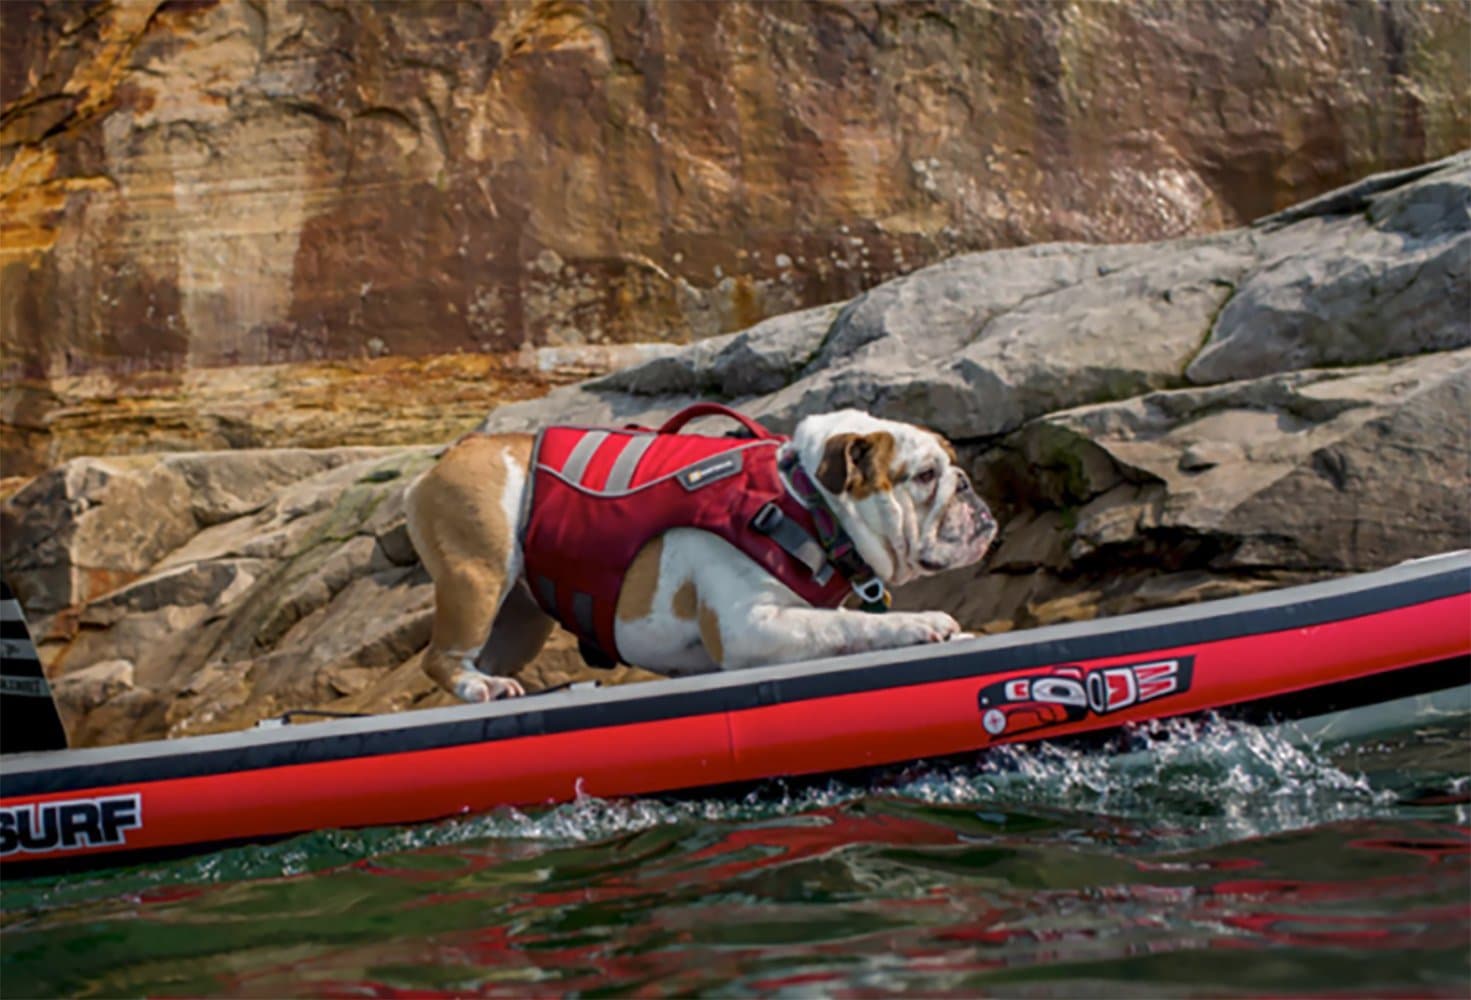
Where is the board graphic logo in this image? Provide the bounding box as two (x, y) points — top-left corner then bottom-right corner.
(977, 656), (1195, 738)
(0, 794), (142, 856)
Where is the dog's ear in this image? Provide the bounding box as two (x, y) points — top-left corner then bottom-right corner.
(816, 433), (856, 494)
(816, 432), (894, 497)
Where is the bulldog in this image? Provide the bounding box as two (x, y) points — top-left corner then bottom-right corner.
(405, 408), (998, 702)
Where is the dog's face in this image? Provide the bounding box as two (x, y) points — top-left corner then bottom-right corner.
(793, 410), (998, 586)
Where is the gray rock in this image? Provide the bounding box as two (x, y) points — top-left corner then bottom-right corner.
(1188, 159), (1471, 383)
(0, 457), (196, 615)
(1015, 348), (1471, 573)
(52, 659), (135, 716)
(486, 158), (1471, 450)
(167, 448), (401, 526)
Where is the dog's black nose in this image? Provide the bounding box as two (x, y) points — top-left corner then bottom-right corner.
(956, 472), (972, 493)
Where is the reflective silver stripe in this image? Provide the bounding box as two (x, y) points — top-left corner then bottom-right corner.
(560, 431), (609, 485)
(572, 592), (596, 639)
(604, 434), (655, 493)
(1, 599), (24, 623)
(0, 676), (50, 697)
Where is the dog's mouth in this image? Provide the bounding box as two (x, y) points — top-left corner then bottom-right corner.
(918, 556), (950, 573)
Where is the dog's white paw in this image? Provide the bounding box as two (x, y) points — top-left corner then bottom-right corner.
(892, 611), (961, 646)
(453, 672), (526, 703)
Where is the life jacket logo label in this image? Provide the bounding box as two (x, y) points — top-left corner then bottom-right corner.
(677, 452), (743, 491)
(0, 794), (142, 856)
(977, 656), (1195, 737)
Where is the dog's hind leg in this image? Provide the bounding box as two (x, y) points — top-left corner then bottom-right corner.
(474, 580), (556, 679)
(422, 562), (527, 702)
(406, 433), (537, 702)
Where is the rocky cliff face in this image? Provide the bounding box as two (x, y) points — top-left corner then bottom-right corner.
(4, 153), (1467, 747)
(4, 0), (1467, 386)
(0, 343), (677, 481)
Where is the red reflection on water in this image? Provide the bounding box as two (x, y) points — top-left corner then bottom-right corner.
(1221, 902), (1470, 949)
(503, 805), (955, 917)
(1205, 826), (1471, 951)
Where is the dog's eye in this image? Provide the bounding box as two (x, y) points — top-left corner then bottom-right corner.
(914, 468), (938, 486)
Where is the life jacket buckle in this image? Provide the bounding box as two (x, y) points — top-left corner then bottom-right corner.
(751, 502), (783, 534)
(852, 576), (889, 607)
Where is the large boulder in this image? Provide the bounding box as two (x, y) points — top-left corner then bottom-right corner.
(2, 155), (1467, 746)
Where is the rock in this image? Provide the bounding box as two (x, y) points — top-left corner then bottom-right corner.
(1187, 155), (1471, 383)
(4, 0), (1467, 389)
(0, 447), (401, 618)
(0, 457), (196, 616)
(947, 348), (1471, 631)
(52, 658), (134, 716)
(0, 352), (585, 481)
(168, 449), (408, 527)
(79, 559), (265, 628)
(65, 688), (168, 749)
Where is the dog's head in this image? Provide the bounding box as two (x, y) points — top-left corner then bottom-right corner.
(790, 409), (998, 586)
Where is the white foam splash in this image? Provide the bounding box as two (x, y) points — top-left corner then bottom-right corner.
(29, 715), (1449, 896)
(318, 714), (1404, 859)
(887, 713), (1398, 848)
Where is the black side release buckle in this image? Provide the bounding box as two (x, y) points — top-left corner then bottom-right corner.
(752, 502), (784, 535)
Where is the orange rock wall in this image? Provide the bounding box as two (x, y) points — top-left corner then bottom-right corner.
(3, 0), (1468, 381)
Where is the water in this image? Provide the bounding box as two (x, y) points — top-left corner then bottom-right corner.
(3, 714), (1468, 998)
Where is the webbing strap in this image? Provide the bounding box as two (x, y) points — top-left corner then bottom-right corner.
(535, 575), (557, 616)
(571, 592), (597, 639)
(751, 503), (833, 585)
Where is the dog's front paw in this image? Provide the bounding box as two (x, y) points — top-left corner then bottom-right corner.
(453, 671), (526, 703)
(892, 611), (961, 646)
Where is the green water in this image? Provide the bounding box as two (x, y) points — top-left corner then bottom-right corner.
(3, 715), (1468, 998)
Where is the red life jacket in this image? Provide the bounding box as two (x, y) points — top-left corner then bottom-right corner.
(520, 404), (852, 664)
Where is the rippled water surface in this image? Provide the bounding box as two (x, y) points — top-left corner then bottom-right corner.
(4, 715), (1469, 998)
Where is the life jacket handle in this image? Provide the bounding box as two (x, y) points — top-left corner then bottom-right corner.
(653, 403), (778, 440)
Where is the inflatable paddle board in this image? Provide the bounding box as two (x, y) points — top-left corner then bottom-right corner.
(2, 551), (1467, 879)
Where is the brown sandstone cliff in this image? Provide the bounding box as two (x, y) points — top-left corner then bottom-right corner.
(3, 0), (1469, 476)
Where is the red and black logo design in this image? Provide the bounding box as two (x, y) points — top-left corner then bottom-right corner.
(977, 656), (1195, 738)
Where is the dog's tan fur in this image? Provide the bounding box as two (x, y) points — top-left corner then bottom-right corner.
(817, 431), (901, 499)
(671, 579), (699, 621)
(697, 603), (724, 664)
(616, 538), (664, 623)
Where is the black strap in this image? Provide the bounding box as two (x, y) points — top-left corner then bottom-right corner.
(578, 638), (619, 670)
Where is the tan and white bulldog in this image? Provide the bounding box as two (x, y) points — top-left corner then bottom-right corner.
(405, 409), (998, 702)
